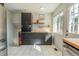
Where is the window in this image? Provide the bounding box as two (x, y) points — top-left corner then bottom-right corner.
(53, 12), (63, 33)
(69, 4), (79, 33)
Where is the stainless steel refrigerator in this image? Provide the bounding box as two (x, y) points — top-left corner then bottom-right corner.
(0, 4), (7, 56)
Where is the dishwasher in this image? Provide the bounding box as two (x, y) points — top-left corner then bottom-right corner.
(63, 43), (79, 56)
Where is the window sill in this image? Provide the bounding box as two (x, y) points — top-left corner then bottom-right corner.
(68, 33), (79, 35)
(53, 32), (63, 35)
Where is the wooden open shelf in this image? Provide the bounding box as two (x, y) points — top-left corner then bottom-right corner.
(32, 18), (39, 21)
(39, 26), (49, 28)
(32, 18), (44, 21)
(38, 22), (44, 24)
(32, 22), (44, 24)
(32, 18), (44, 24)
(38, 18), (44, 20)
(32, 30), (47, 32)
(32, 22), (37, 24)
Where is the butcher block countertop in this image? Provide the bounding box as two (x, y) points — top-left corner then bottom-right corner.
(64, 38), (79, 49)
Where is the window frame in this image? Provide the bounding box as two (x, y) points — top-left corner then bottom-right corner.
(53, 12), (63, 34)
(69, 3), (79, 34)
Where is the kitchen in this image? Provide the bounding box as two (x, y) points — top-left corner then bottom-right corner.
(0, 3), (79, 56)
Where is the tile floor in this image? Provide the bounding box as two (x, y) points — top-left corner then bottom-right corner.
(8, 45), (62, 56)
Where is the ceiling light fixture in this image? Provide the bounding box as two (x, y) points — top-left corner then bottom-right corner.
(40, 7), (45, 10)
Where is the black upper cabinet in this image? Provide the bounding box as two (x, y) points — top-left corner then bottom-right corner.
(21, 13), (32, 32)
(0, 3), (4, 6)
(21, 13), (32, 26)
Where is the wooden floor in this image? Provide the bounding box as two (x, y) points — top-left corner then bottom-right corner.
(8, 45), (62, 56)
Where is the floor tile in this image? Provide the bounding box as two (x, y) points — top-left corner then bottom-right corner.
(8, 45), (62, 56)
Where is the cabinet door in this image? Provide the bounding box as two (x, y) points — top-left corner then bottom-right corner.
(21, 13), (32, 26)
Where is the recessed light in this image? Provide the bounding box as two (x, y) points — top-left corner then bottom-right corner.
(40, 7), (45, 10)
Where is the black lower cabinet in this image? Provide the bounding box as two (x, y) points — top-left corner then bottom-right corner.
(21, 33), (45, 45)
(21, 33), (52, 45)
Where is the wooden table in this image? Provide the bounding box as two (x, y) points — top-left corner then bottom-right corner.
(64, 38), (79, 49)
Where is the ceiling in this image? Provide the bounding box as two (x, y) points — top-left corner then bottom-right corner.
(4, 3), (60, 14)
(4, 3), (60, 29)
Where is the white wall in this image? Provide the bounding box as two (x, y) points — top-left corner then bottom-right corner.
(52, 4), (70, 51)
(52, 3), (79, 51)
(54, 33), (64, 51)
(52, 4), (66, 51)
(12, 12), (21, 29)
(7, 10), (18, 46)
